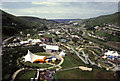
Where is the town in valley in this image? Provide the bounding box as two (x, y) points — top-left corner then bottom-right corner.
(1, 2), (120, 81)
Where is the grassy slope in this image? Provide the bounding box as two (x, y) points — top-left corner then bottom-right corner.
(78, 12), (120, 26)
(53, 46), (116, 79)
(2, 10), (57, 40)
(20, 16), (57, 25)
(54, 68), (116, 79)
(15, 70), (36, 81)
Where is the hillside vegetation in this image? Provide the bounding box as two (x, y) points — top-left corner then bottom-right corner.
(2, 10), (57, 40)
(78, 12), (120, 27)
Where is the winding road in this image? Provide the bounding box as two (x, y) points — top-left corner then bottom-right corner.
(2, 36), (15, 45)
(10, 68), (24, 81)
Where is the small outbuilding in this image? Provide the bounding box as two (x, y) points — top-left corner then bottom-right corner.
(59, 51), (66, 57)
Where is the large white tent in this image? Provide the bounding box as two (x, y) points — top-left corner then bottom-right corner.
(23, 50), (46, 63)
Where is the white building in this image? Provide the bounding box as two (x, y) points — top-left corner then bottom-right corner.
(56, 31), (60, 34)
(20, 41), (29, 44)
(45, 45), (59, 53)
(20, 39), (41, 45)
(59, 51), (66, 57)
(104, 50), (120, 57)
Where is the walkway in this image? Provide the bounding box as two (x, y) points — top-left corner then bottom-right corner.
(71, 47), (88, 64)
(10, 68), (24, 81)
(59, 66), (79, 71)
(2, 36), (15, 45)
(47, 55), (64, 70)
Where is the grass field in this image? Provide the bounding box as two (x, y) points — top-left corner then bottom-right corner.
(54, 46), (116, 79)
(54, 68), (116, 79)
(15, 70), (36, 81)
(61, 52), (85, 69)
(34, 52), (52, 56)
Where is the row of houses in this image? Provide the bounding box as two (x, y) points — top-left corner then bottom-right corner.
(88, 33), (106, 41)
(5, 38), (42, 47)
(94, 24), (120, 31)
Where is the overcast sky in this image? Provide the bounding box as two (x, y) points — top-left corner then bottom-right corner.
(1, 2), (119, 19)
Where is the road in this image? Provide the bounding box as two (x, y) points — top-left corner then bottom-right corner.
(61, 27), (92, 64)
(2, 36), (15, 45)
(71, 47), (88, 64)
(82, 30), (120, 51)
(10, 68), (24, 81)
(59, 66), (79, 71)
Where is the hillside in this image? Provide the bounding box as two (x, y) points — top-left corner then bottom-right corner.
(2, 10), (39, 35)
(78, 12), (120, 27)
(50, 19), (81, 23)
(2, 10), (57, 40)
(20, 16), (57, 26)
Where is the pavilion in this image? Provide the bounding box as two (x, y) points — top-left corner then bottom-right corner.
(23, 50), (47, 63)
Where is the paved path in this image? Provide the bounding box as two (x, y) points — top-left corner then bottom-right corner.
(82, 30), (120, 51)
(2, 36), (15, 45)
(71, 47), (89, 64)
(47, 55), (64, 69)
(10, 68), (24, 81)
(59, 66), (79, 71)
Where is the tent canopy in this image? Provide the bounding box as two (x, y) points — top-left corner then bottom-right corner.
(24, 50), (47, 63)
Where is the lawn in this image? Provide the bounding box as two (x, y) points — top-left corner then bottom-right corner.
(61, 52), (85, 69)
(54, 46), (117, 80)
(54, 68), (116, 79)
(42, 34), (54, 38)
(54, 69), (94, 79)
(15, 70), (36, 81)
(34, 52), (52, 56)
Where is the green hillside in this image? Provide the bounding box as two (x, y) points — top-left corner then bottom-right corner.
(20, 16), (57, 25)
(2, 10), (39, 35)
(2, 10), (57, 40)
(79, 12), (120, 27)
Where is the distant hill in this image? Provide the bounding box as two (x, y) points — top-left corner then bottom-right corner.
(78, 12), (120, 27)
(20, 16), (57, 26)
(50, 19), (81, 23)
(2, 10), (57, 39)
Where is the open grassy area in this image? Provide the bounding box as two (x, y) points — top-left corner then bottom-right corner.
(34, 52), (52, 56)
(15, 70), (36, 81)
(55, 45), (117, 80)
(54, 68), (116, 79)
(86, 47), (101, 56)
(61, 52), (85, 69)
(23, 62), (53, 68)
(42, 34), (54, 38)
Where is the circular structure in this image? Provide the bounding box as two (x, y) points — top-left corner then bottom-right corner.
(18, 50), (64, 70)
